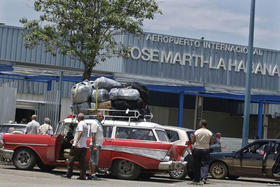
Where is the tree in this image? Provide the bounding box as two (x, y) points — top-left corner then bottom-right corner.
(20, 0), (161, 80)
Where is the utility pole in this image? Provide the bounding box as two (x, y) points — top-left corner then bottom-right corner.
(242, 0), (256, 148)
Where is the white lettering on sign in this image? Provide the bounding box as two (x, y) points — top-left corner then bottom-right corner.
(146, 34), (263, 56)
(129, 47), (279, 77)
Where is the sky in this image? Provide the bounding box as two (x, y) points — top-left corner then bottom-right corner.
(0, 0), (280, 50)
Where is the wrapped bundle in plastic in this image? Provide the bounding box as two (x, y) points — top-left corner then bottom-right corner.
(109, 88), (140, 101)
(71, 102), (90, 115)
(91, 89), (109, 103)
(71, 81), (92, 104)
(93, 77), (122, 90)
(126, 82), (150, 103)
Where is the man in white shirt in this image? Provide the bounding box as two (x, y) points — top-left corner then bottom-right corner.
(191, 119), (214, 185)
(88, 111), (104, 180)
(25, 115), (40, 134)
(63, 113), (88, 180)
(39, 118), (53, 135)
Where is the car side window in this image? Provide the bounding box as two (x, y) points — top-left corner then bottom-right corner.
(187, 131), (195, 142)
(165, 130), (179, 142)
(103, 126), (113, 138)
(116, 127), (156, 141)
(244, 142), (270, 155)
(156, 130), (169, 142)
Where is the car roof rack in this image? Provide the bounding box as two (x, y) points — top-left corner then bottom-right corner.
(85, 109), (153, 124)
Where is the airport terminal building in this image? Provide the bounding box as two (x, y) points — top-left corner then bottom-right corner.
(1, 25), (280, 138)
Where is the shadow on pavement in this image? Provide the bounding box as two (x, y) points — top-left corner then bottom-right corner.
(1, 165), (184, 184)
(211, 177), (280, 185)
(233, 178), (280, 185)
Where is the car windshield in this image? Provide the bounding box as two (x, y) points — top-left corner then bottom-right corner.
(0, 124), (26, 134)
(55, 122), (76, 136)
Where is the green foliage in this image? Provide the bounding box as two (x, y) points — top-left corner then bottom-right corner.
(20, 0), (161, 80)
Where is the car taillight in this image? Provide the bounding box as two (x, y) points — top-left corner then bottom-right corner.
(185, 141), (193, 151)
(67, 114), (75, 118)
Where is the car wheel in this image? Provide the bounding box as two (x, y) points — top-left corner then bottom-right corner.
(169, 164), (188, 179)
(13, 148), (37, 170)
(210, 161), (228, 179)
(228, 175), (239, 180)
(37, 162), (56, 172)
(112, 159), (142, 180)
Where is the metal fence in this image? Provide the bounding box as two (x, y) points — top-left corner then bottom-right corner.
(37, 90), (60, 129)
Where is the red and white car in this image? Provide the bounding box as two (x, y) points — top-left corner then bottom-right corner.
(0, 117), (188, 180)
(163, 126), (195, 179)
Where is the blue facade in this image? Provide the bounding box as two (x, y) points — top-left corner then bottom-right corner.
(1, 25), (280, 93)
(123, 32), (280, 91)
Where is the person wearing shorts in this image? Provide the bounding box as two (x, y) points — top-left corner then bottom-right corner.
(88, 112), (104, 180)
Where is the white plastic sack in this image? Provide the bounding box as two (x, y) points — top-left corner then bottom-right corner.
(71, 102), (90, 115)
(109, 88), (140, 101)
(94, 77), (122, 90)
(71, 80), (92, 104)
(91, 89), (109, 103)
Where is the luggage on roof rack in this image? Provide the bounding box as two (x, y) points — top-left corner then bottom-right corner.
(85, 109), (153, 122)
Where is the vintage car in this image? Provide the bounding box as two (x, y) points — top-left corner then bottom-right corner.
(209, 139), (280, 180)
(0, 123), (27, 134)
(0, 115), (188, 180)
(163, 126), (194, 179)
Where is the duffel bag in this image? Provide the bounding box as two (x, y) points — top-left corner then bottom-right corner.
(109, 88), (140, 101)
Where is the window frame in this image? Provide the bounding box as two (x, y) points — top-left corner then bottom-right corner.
(103, 125), (113, 138)
(115, 126), (157, 142)
(155, 129), (170, 142)
(165, 129), (180, 142)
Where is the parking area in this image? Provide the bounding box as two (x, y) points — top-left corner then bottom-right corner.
(0, 164), (280, 187)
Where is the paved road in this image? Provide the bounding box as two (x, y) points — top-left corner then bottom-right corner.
(0, 165), (280, 187)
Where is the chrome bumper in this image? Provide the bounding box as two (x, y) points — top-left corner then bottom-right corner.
(0, 148), (14, 161)
(158, 161), (187, 171)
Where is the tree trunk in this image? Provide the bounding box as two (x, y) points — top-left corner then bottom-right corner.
(83, 63), (93, 80)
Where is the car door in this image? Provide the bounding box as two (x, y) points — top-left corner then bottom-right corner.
(233, 142), (269, 177)
(98, 125), (113, 168)
(263, 142), (278, 176)
(111, 126), (172, 169)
